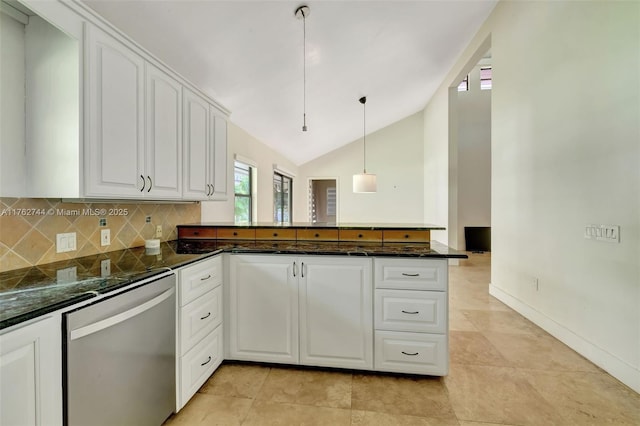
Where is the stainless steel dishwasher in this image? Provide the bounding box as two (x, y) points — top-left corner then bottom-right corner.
(64, 274), (176, 426)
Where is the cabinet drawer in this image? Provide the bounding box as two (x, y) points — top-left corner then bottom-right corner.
(255, 228), (297, 241)
(374, 258), (447, 291)
(339, 230), (382, 242)
(374, 331), (447, 375)
(178, 227), (216, 239)
(179, 325), (223, 409)
(382, 230), (430, 243)
(375, 290), (446, 333)
(180, 286), (223, 354)
(216, 228), (256, 240)
(179, 256), (222, 306)
(296, 229), (339, 241)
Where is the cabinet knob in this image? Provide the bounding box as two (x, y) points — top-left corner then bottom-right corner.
(358, 234), (363, 238)
(193, 231), (200, 236)
(315, 233), (320, 238)
(404, 234), (410, 239)
(233, 232), (238, 236)
(273, 233), (278, 237)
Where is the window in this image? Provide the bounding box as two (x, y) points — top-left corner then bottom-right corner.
(457, 74), (469, 92)
(234, 162), (252, 223)
(480, 66), (492, 90)
(273, 172), (292, 223)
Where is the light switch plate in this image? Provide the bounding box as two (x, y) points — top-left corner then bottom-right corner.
(57, 266), (77, 283)
(56, 232), (77, 253)
(101, 259), (111, 277)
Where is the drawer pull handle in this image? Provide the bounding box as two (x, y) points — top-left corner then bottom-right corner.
(404, 234), (410, 238)
(293, 261), (297, 277)
(193, 231), (200, 236)
(273, 233), (278, 237)
(358, 234), (363, 238)
(401, 273), (420, 277)
(201, 356), (212, 366)
(233, 231), (238, 236)
(401, 310), (419, 315)
(315, 233), (320, 237)
(401, 351), (419, 356)
(200, 312), (211, 320)
(200, 275), (211, 281)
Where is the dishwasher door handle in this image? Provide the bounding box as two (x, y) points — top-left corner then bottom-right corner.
(70, 287), (175, 341)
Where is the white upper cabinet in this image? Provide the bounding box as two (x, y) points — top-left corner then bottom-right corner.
(210, 109), (228, 201)
(85, 24), (145, 198)
(183, 88), (210, 200)
(183, 90), (229, 201)
(145, 63), (182, 199)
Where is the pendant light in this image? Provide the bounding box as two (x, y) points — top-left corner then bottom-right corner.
(295, 5), (310, 132)
(353, 96), (377, 193)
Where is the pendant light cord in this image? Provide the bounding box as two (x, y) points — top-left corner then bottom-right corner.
(360, 96), (367, 173)
(302, 9), (307, 131)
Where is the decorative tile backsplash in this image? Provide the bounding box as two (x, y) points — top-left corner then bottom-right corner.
(0, 198), (200, 272)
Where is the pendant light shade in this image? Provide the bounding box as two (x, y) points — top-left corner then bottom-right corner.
(353, 96), (377, 193)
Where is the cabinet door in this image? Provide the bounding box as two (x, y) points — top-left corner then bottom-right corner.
(299, 257), (373, 369)
(0, 315), (62, 426)
(229, 255), (299, 364)
(210, 109), (228, 200)
(145, 63), (182, 199)
(182, 88), (210, 200)
(85, 25), (144, 197)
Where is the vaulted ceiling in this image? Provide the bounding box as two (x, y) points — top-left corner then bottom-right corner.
(82, 0), (497, 165)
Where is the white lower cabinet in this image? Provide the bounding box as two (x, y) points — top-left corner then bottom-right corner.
(299, 257), (373, 369)
(228, 255), (299, 364)
(228, 254), (373, 369)
(0, 315), (62, 426)
(176, 255), (223, 411)
(374, 258), (449, 376)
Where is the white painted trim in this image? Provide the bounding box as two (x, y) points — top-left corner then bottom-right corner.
(234, 154), (257, 168)
(1, 2), (29, 24)
(489, 284), (640, 393)
(273, 164), (296, 178)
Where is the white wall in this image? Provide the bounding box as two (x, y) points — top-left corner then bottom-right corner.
(456, 64), (491, 249)
(424, 0), (640, 391)
(0, 11), (27, 196)
(295, 111), (425, 223)
(201, 122), (298, 222)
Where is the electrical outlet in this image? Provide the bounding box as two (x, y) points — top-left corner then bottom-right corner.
(101, 259), (111, 277)
(56, 232), (77, 253)
(155, 225), (162, 238)
(101, 229), (111, 246)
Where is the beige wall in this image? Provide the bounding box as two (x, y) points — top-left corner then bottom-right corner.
(0, 198), (200, 272)
(201, 122), (298, 223)
(424, 0), (640, 391)
(295, 112), (425, 223)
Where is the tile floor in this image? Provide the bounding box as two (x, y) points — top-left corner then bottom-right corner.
(164, 253), (640, 425)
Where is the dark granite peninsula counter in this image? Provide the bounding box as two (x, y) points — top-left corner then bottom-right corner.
(0, 241), (219, 330)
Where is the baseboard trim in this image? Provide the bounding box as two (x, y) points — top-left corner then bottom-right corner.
(489, 284), (640, 393)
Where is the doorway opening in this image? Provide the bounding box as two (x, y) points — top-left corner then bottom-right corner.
(308, 178), (338, 224)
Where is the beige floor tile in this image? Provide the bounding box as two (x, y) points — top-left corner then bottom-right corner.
(351, 409), (460, 425)
(463, 309), (547, 336)
(521, 369), (640, 425)
(449, 309), (479, 332)
(444, 363), (565, 425)
(458, 422), (517, 426)
(449, 330), (511, 367)
(255, 366), (351, 409)
(351, 373), (456, 419)
(241, 400), (351, 426)
(163, 393), (253, 426)
(198, 363), (271, 399)
(483, 332), (601, 373)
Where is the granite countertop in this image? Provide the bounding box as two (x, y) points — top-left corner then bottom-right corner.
(179, 222), (446, 230)
(1, 238), (465, 330)
(0, 241), (219, 330)
(176, 239), (467, 258)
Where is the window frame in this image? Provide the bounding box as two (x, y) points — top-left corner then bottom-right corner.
(273, 171), (293, 224)
(234, 161), (253, 224)
(480, 66), (492, 90)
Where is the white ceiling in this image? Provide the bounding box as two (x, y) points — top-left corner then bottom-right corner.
(82, 0), (497, 165)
